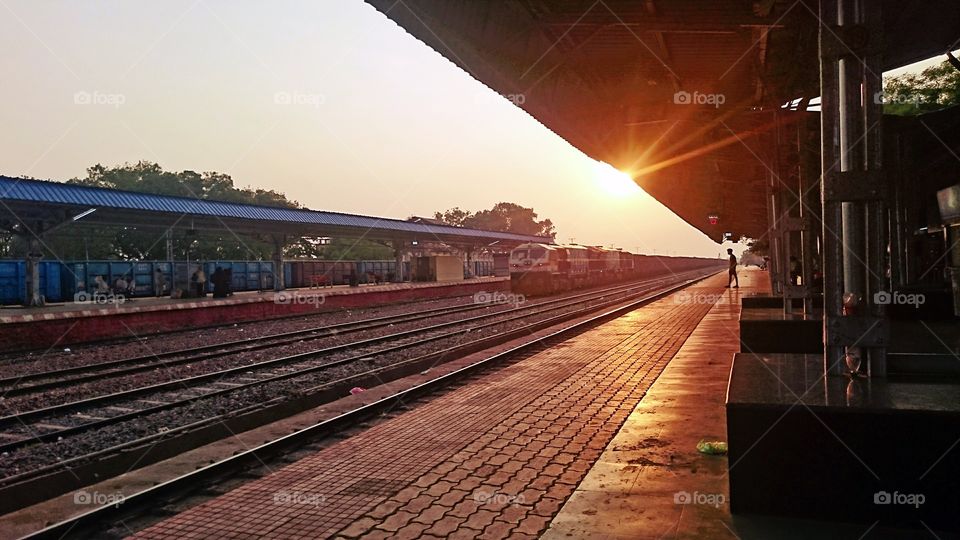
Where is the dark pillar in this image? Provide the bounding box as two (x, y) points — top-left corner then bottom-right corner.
(464, 245), (475, 278)
(272, 235), (286, 291)
(798, 115), (820, 315)
(25, 236), (44, 307)
(767, 181), (783, 295)
(392, 240), (405, 282)
(819, 0), (888, 376)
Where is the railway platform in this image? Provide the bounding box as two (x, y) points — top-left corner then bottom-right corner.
(0, 278), (509, 352)
(125, 270), (754, 539)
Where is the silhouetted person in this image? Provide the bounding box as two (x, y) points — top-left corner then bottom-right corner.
(212, 267), (228, 298)
(726, 248), (739, 288)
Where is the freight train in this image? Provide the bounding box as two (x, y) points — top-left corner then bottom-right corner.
(0, 259), (496, 305)
(508, 243), (724, 296)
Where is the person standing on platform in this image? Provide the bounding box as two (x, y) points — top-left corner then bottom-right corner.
(726, 248), (739, 288)
(191, 267), (207, 298)
(154, 268), (166, 297)
(113, 275), (128, 296)
(212, 267), (228, 298)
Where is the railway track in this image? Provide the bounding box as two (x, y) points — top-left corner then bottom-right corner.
(0, 270), (719, 518)
(0, 299), (504, 396)
(0, 277), (678, 397)
(0, 274), (688, 414)
(17, 270), (717, 540)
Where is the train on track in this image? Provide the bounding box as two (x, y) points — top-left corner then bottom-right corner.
(508, 243), (723, 296)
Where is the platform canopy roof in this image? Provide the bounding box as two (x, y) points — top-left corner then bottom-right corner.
(365, 0), (960, 242)
(0, 176), (550, 246)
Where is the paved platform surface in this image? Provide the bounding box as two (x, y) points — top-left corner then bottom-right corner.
(542, 269), (766, 539)
(131, 273), (730, 539)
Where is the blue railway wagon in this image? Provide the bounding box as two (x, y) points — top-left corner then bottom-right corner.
(202, 261), (276, 292)
(62, 261), (136, 299)
(0, 260), (62, 305)
(64, 260), (178, 299)
(286, 260), (357, 287)
(465, 260), (492, 277)
(473, 260), (494, 277)
(356, 260), (395, 282)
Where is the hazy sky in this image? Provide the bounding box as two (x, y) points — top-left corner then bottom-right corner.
(0, 2), (943, 257)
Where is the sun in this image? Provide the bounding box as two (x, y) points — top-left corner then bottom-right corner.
(593, 162), (641, 197)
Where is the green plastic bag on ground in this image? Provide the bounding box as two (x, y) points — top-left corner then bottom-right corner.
(697, 440), (728, 455)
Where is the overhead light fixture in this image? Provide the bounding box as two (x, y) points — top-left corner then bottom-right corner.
(72, 208), (97, 221)
(708, 213), (720, 225)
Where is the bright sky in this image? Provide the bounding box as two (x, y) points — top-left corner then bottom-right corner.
(0, 2), (946, 258)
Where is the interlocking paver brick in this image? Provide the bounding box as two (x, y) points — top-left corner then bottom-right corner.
(446, 528), (484, 540)
(356, 530), (393, 540)
(392, 486), (423, 505)
(425, 515), (466, 536)
(375, 510), (416, 532)
(453, 476), (484, 493)
(484, 471), (512, 486)
(497, 504), (529, 524)
(366, 500), (402, 520)
(423, 480), (455, 497)
(390, 522), (429, 540)
(480, 520), (516, 539)
(401, 494), (435, 513)
(512, 514), (552, 536)
(131, 276), (727, 539)
(336, 517), (378, 538)
(447, 499), (482, 519)
(411, 504), (447, 525)
(531, 496), (564, 517)
(462, 508), (499, 531)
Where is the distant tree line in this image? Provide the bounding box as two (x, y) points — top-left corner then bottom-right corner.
(432, 202), (556, 239)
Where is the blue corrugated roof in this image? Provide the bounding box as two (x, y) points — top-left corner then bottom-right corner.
(0, 176), (550, 243)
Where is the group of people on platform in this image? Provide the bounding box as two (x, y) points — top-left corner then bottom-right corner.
(190, 266), (233, 298)
(93, 274), (136, 298)
(86, 267), (234, 301)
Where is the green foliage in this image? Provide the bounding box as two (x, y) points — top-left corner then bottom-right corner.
(744, 237), (769, 256)
(433, 202), (555, 238)
(433, 207), (471, 227)
(882, 59), (960, 116)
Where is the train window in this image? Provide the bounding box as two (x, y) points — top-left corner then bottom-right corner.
(529, 248), (546, 260)
(512, 249), (528, 259)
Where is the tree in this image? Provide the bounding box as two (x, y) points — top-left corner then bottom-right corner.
(743, 237), (769, 257)
(433, 207), (472, 227)
(433, 202), (555, 238)
(882, 58), (960, 116)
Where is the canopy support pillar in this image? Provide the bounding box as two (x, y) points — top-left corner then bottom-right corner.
(819, 0), (888, 377)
